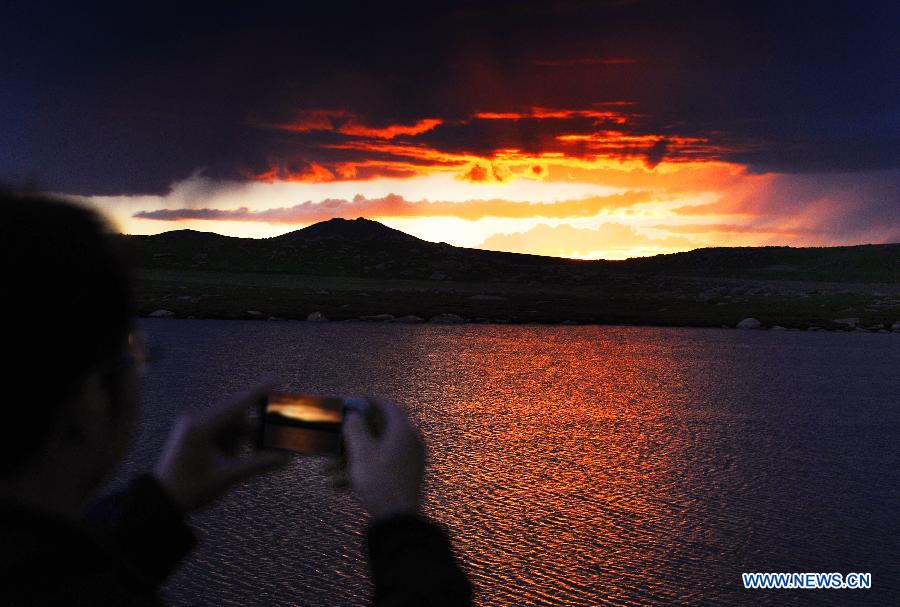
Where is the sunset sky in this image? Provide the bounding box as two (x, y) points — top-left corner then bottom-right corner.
(2, 1), (898, 259)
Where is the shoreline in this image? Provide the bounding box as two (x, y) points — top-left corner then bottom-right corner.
(129, 235), (900, 334)
(140, 313), (900, 333)
(135, 268), (900, 334)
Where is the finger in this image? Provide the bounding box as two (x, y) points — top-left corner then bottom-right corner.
(367, 398), (412, 438)
(342, 410), (374, 463)
(222, 450), (289, 485)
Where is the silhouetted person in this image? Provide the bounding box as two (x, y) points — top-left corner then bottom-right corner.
(0, 190), (472, 606)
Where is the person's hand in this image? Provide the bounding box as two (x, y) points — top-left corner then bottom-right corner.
(154, 385), (288, 512)
(342, 399), (425, 522)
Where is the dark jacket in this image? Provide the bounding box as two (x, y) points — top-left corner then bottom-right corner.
(0, 475), (472, 606)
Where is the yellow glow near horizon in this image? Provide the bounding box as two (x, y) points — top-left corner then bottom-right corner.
(68, 160), (872, 260)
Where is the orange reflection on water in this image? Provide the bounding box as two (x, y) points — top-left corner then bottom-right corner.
(391, 326), (731, 606)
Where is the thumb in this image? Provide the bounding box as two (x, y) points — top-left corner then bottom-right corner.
(342, 410), (374, 464)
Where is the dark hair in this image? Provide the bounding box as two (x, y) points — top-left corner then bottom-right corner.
(0, 189), (135, 475)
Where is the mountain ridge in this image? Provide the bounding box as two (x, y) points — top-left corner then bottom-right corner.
(272, 217), (423, 243)
(125, 217), (900, 284)
(127, 217), (900, 329)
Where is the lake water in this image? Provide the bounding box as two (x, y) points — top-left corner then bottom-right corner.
(117, 320), (899, 606)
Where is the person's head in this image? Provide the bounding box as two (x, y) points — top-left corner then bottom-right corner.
(0, 189), (137, 505)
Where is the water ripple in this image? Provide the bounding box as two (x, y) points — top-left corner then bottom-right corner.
(111, 321), (900, 606)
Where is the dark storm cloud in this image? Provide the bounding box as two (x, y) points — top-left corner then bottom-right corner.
(1, 1), (897, 195)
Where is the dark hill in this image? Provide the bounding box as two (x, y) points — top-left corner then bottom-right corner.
(124, 219), (900, 330)
(125, 219), (900, 284)
(275, 217), (422, 242)
(126, 219), (574, 280)
(617, 244), (900, 283)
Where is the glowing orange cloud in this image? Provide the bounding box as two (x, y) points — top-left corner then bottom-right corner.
(246, 103), (752, 185)
(315, 137), (736, 185)
(268, 109), (346, 133)
(266, 109), (443, 139)
(321, 141), (522, 183)
(247, 161), (335, 183)
(243, 136), (742, 186)
(475, 107), (630, 124)
(134, 191), (654, 223)
(557, 132), (736, 151)
(338, 118), (443, 138)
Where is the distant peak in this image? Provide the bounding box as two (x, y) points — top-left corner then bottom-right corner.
(275, 216), (421, 242)
(148, 228), (229, 239)
(320, 216), (377, 224)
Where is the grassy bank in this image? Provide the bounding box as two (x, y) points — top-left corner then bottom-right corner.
(137, 269), (900, 331)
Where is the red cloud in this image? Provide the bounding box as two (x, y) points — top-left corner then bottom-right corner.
(247, 105), (751, 184)
(265, 110), (442, 139)
(556, 131), (738, 166)
(338, 118), (443, 138)
(246, 161), (335, 183)
(475, 106), (629, 124)
(269, 109), (347, 133)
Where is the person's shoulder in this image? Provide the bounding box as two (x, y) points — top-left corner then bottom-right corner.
(0, 502), (162, 607)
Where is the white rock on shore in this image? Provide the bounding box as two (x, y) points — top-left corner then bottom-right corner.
(832, 317), (859, 328)
(306, 311), (328, 322)
(736, 317), (762, 330)
(148, 309), (175, 318)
